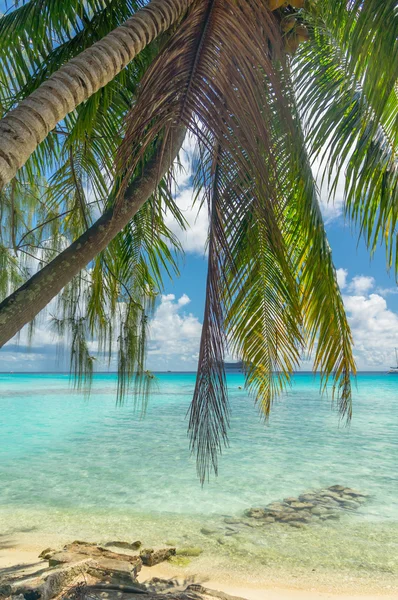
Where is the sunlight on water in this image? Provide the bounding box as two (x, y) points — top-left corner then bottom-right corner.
(0, 372), (397, 591)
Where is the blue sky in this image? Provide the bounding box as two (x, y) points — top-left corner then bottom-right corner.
(2, 140), (398, 373)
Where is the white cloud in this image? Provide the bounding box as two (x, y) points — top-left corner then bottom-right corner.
(376, 286), (398, 297)
(343, 293), (398, 369)
(1, 291), (203, 372)
(178, 293), (191, 307)
(336, 268), (348, 290)
(335, 270), (398, 370)
(147, 293), (202, 370)
(348, 275), (375, 295)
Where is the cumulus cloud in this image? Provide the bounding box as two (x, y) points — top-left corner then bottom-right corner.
(336, 268), (348, 290)
(376, 286), (398, 297)
(338, 270), (398, 370)
(147, 293), (202, 370)
(348, 275), (375, 295)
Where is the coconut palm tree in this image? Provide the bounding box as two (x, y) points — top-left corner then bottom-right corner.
(0, 0), (396, 480)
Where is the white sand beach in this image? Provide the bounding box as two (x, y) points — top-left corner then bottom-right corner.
(1, 534), (397, 600)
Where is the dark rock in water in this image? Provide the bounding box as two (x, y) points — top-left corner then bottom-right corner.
(140, 548), (176, 566)
(320, 512), (340, 520)
(340, 499), (361, 510)
(244, 508), (266, 519)
(289, 501), (314, 510)
(319, 490), (342, 501)
(278, 511), (310, 523)
(104, 541), (142, 551)
(343, 488), (368, 498)
(266, 502), (287, 511)
(242, 484), (368, 532)
(310, 506), (328, 516)
(243, 520), (265, 528)
(263, 516), (275, 523)
(328, 485), (346, 492)
(299, 494), (316, 502)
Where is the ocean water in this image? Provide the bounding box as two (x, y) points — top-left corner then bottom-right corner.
(0, 372), (397, 590)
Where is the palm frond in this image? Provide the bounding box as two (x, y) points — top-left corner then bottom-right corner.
(189, 144), (230, 482)
(117, 0), (316, 477)
(296, 2), (398, 274)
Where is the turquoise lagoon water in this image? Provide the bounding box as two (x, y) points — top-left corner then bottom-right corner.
(0, 372), (397, 589)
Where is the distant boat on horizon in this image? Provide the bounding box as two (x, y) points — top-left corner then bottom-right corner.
(388, 348), (398, 374)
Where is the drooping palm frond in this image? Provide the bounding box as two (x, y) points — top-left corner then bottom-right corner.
(295, 1), (398, 274)
(114, 0), (357, 480)
(51, 179), (183, 400)
(314, 0), (398, 121)
(188, 144), (230, 481)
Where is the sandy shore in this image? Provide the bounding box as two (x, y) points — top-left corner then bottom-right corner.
(1, 538), (396, 600)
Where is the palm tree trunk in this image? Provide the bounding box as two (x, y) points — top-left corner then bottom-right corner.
(0, 0), (194, 190)
(0, 127), (186, 348)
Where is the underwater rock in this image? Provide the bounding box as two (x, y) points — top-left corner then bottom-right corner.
(241, 484), (368, 531)
(242, 520), (265, 528)
(320, 513), (340, 520)
(266, 502), (287, 511)
(289, 501), (315, 510)
(263, 516), (275, 523)
(343, 488), (368, 498)
(244, 508), (266, 519)
(340, 499), (361, 510)
(328, 485), (346, 492)
(310, 506), (328, 516)
(298, 494), (317, 502)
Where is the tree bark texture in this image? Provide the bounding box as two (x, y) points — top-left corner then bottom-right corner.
(0, 0), (194, 189)
(0, 127), (186, 347)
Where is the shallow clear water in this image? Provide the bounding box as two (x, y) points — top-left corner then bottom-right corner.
(0, 372), (397, 589)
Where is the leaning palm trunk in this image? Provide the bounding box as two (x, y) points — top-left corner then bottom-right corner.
(0, 0), (194, 190)
(0, 127), (185, 347)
